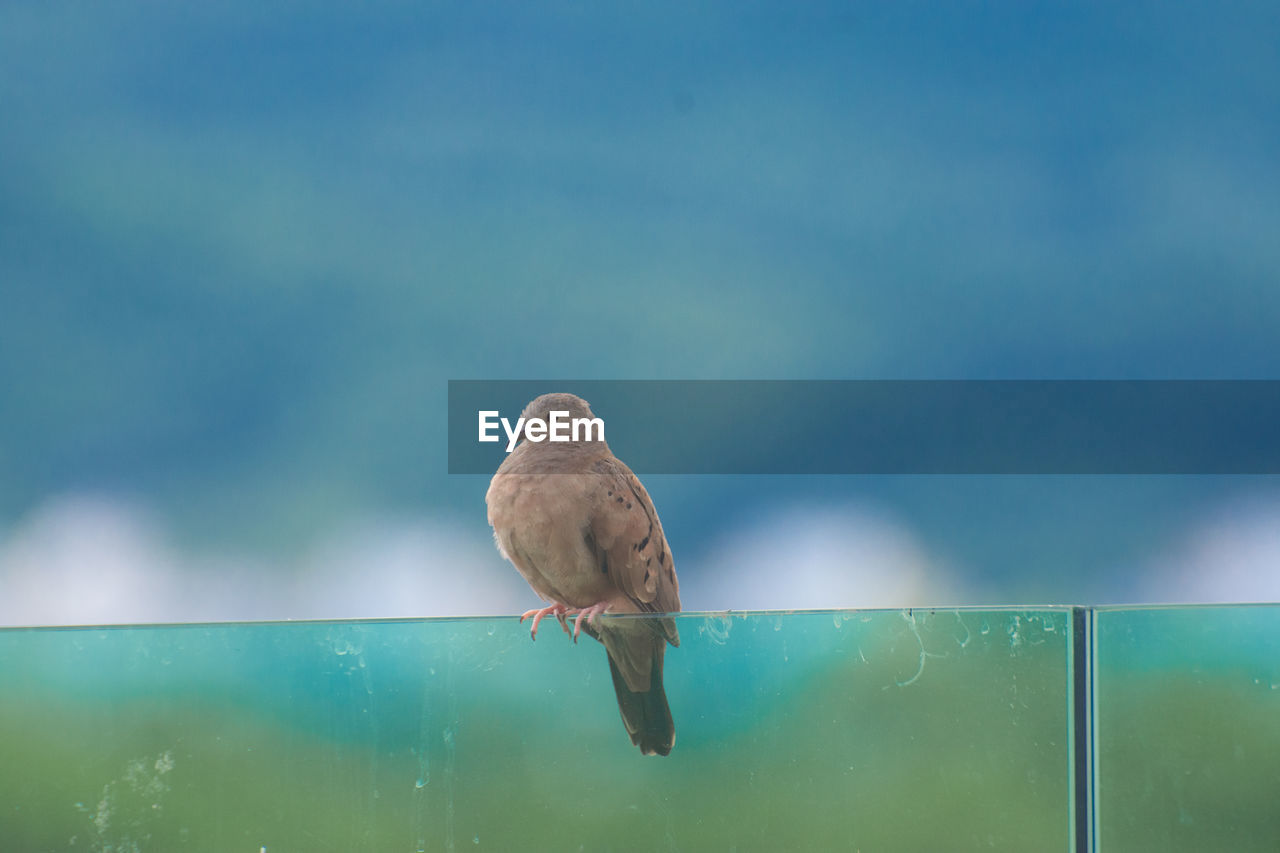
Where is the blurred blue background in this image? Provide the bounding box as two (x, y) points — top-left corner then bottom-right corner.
(2, 1), (1278, 625)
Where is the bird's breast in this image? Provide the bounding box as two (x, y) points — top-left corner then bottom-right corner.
(487, 472), (615, 608)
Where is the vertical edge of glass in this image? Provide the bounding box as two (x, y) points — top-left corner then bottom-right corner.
(1070, 606), (1098, 853)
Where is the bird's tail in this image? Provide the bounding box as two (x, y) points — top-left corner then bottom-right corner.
(607, 642), (675, 756)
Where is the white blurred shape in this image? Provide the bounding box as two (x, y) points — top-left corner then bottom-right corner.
(0, 494), (533, 626)
(296, 518), (532, 619)
(0, 495), (177, 625)
(1137, 497), (1280, 603)
(682, 504), (960, 611)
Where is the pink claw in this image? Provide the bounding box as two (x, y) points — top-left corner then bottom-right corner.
(519, 603), (572, 640)
(571, 601), (610, 643)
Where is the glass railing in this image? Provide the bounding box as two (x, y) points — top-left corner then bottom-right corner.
(1, 605), (1274, 851)
(1093, 605), (1280, 853)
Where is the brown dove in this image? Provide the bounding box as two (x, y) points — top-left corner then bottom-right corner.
(485, 392), (681, 756)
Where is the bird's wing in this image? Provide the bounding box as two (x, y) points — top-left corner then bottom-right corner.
(588, 456), (681, 646)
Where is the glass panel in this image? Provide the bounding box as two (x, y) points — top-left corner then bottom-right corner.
(1094, 605), (1280, 852)
(0, 609), (1073, 851)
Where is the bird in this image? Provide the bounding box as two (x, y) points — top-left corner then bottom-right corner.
(485, 392), (681, 756)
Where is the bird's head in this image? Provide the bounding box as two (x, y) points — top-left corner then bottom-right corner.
(520, 392), (597, 424)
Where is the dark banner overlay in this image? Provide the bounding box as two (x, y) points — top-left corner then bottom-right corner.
(448, 380), (1280, 475)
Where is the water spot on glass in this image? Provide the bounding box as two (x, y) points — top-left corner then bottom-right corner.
(700, 614), (732, 645)
(333, 637), (361, 656)
(980, 620), (990, 635)
(952, 612), (972, 649)
(1007, 615), (1023, 650)
(473, 834), (480, 844)
(415, 776), (427, 789)
(896, 610), (929, 686)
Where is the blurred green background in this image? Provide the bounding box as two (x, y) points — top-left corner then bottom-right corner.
(2, 2), (1279, 624)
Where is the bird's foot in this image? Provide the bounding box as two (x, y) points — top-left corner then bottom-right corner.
(519, 603), (573, 640)
(567, 601), (611, 643)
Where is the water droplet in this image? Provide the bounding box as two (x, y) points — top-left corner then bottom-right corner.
(701, 614), (732, 645)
